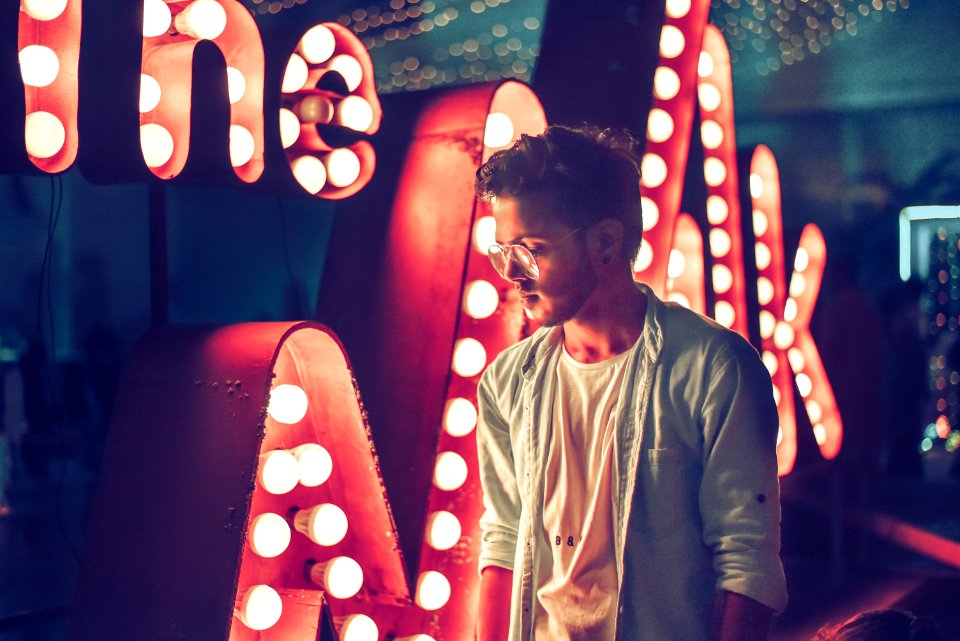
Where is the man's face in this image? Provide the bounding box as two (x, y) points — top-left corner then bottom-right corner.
(491, 191), (597, 327)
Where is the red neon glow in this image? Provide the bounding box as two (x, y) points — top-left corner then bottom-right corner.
(18, 0), (80, 172)
(140, 0), (265, 181)
(664, 213), (706, 314)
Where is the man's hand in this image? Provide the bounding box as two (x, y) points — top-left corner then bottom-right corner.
(477, 566), (513, 641)
(711, 590), (774, 641)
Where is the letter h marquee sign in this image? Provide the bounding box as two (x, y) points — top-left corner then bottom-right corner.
(64, 1), (841, 641)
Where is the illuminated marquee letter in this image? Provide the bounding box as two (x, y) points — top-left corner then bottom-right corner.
(18, 0), (81, 172)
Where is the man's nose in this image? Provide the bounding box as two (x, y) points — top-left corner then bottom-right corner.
(504, 256), (528, 281)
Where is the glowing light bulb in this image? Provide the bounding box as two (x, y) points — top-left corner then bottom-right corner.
(258, 450), (299, 494)
(282, 54), (308, 93)
(279, 109), (301, 149)
(757, 277), (774, 306)
(789, 273), (806, 297)
(292, 443), (332, 487)
(806, 399), (823, 423)
(139, 123), (173, 168)
(463, 280), (499, 319)
(415, 571), (451, 611)
(753, 209), (768, 237)
(310, 557), (363, 599)
(762, 350), (778, 376)
(634, 239), (654, 271)
(473, 216), (496, 255)
(653, 66), (680, 100)
(300, 24), (336, 64)
(335, 96), (374, 132)
(142, 0), (171, 37)
(665, 0), (692, 18)
(794, 247), (810, 272)
(294, 503), (348, 546)
(700, 120), (723, 149)
(667, 249), (686, 279)
(236, 585), (282, 631)
(772, 386), (781, 406)
(267, 384), (308, 423)
(641, 196), (659, 231)
(666, 291), (690, 309)
(784, 297), (798, 322)
(175, 0), (227, 40)
(226, 67), (246, 104)
(777, 426), (784, 444)
(397, 636), (436, 641)
(659, 25), (685, 58)
(706, 195), (728, 224)
(22, 0), (68, 21)
(759, 310), (776, 339)
(292, 155), (326, 194)
(704, 157), (726, 187)
(712, 264), (733, 294)
(323, 148), (361, 188)
(433, 451), (468, 491)
(139, 74), (161, 113)
(813, 423), (827, 446)
(329, 54), (363, 91)
(755, 242), (772, 270)
(714, 301), (735, 328)
(641, 153), (667, 189)
(19, 45), (59, 87)
(773, 321), (795, 350)
(750, 173), (764, 198)
(452, 338), (486, 377)
(340, 614), (377, 641)
(698, 51), (715, 78)
(698, 82), (721, 112)
(787, 347), (805, 372)
(484, 112), (514, 148)
(426, 511), (461, 550)
(229, 124), (255, 167)
(297, 95), (334, 124)
(709, 228), (732, 258)
(646, 109), (674, 143)
(795, 372), (812, 398)
(249, 512), (291, 558)
(444, 397), (477, 437)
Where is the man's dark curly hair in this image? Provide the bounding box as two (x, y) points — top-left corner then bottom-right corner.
(814, 609), (943, 641)
(475, 124), (644, 268)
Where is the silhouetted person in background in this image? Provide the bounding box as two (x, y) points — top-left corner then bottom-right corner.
(813, 609), (943, 641)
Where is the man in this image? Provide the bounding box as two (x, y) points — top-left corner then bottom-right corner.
(474, 125), (787, 641)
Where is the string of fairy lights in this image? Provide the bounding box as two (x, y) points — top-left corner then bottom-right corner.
(923, 228), (960, 455)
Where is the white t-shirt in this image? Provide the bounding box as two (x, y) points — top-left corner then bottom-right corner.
(534, 342), (636, 641)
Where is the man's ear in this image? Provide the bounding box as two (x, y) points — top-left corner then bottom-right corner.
(589, 219), (625, 265)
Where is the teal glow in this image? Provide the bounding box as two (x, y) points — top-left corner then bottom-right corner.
(899, 206), (960, 282)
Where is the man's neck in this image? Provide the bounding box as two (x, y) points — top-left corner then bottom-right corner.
(562, 281), (647, 364)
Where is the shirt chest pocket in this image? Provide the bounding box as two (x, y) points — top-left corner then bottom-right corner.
(634, 448), (696, 536)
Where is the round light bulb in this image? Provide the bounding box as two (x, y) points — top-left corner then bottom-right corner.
(23, 0), (68, 21)
(226, 67), (246, 104)
(789, 273), (807, 297)
(634, 239), (654, 271)
(397, 636), (436, 641)
(292, 155), (327, 194)
(249, 513), (291, 558)
(788, 347), (806, 372)
(279, 108), (301, 149)
(433, 451), (468, 491)
(236, 585), (282, 631)
(698, 82), (722, 112)
(139, 123), (173, 168)
(762, 350), (778, 376)
(795, 372), (813, 398)
(704, 157), (726, 187)
(267, 384), (308, 424)
(666, 0), (692, 18)
(139, 74), (162, 113)
(335, 95), (374, 132)
(324, 148), (361, 188)
(329, 54), (363, 91)
(759, 310), (776, 339)
(473, 216), (497, 255)
(709, 228), (732, 258)
(659, 25), (685, 58)
(229, 124), (255, 167)
(452, 338), (486, 377)
(646, 108), (674, 143)
(774, 321), (795, 350)
(463, 280), (499, 319)
(653, 66), (681, 100)
(784, 297), (798, 322)
(444, 397), (478, 437)
(806, 399), (823, 423)
(750, 173), (764, 199)
(300, 24), (336, 64)
(484, 112), (514, 148)
(293, 443), (332, 487)
(294, 503), (348, 546)
(282, 54), (309, 94)
(312, 557), (363, 599)
(757, 277), (775, 306)
(753, 209), (768, 237)
(714, 300), (735, 328)
(426, 511), (462, 550)
(701, 120), (723, 149)
(712, 264), (733, 294)
(19, 45), (59, 87)
(755, 242), (772, 270)
(175, 0), (227, 40)
(296, 95), (334, 124)
(641, 197), (659, 231)
(667, 249), (686, 279)
(415, 571), (451, 611)
(666, 292), (690, 308)
(258, 450), (300, 494)
(794, 247), (810, 272)
(142, 0), (172, 37)
(706, 195), (728, 224)
(698, 51), (715, 78)
(340, 614), (377, 641)
(641, 153), (667, 189)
